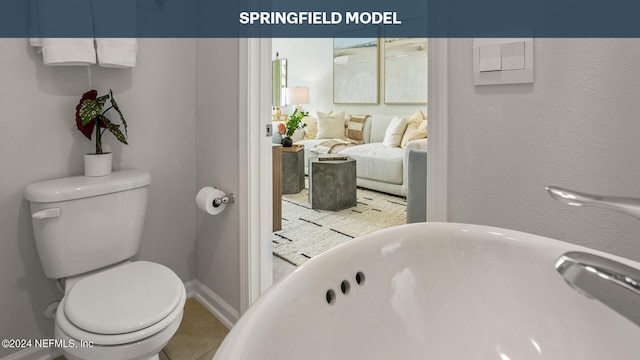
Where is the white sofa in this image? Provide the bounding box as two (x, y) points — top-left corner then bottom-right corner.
(294, 114), (427, 197)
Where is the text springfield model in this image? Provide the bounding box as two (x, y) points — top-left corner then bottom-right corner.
(239, 11), (402, 25)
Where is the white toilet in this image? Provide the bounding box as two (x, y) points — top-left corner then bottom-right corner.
(24, 169), (186, 360)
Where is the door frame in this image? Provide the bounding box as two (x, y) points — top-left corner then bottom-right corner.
(238, 37), (449, 311)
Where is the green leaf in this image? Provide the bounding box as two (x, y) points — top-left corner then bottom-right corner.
(80, 100), (100, 125)
(79, 95), (108, 126)
(100, 116), (128, 145)
(108, 90), (128, 138)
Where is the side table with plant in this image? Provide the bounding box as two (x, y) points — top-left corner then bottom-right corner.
(75, 89), (129, 176)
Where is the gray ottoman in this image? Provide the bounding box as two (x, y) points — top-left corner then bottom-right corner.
(308, 156), (356, 211)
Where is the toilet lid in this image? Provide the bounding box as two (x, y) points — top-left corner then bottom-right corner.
(64, 261), (183, 335)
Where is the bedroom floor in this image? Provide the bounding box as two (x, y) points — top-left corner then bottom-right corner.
(53, 298), (229, 360)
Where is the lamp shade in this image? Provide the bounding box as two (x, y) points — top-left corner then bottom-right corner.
(285, 87), (310, 105)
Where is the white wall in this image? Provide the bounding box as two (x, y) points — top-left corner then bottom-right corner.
(272, 38), (427, 118)
(448, 38), (640, 262)
(0, 38), (198, 358)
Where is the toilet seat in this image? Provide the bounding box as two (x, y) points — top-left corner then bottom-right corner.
(56, 261), (186, 345)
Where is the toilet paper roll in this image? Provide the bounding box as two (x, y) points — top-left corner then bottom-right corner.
(196, 187), (227, 215)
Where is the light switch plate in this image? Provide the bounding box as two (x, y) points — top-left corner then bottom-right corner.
(501, 41), (525, 70)
(473, 38), (533, 85)
(479, 44), (502, 72)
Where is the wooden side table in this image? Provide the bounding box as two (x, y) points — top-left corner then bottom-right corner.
(308, 156), (357, 211)
(281, 144), (305, 194)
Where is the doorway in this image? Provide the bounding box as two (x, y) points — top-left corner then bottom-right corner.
(238, 37), (448, 313)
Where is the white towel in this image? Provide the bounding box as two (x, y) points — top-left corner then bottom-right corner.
(95, 38), (138, 68)
(93, 0), (137, 68)
(41, 38), (96, 66)
(30, 0), (96, 66)
(29, 0), (138, 67)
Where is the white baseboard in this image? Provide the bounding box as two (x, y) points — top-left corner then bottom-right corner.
(190, 279), (239, 329)
(2, 279), (238, 360)
(183, 279), (199, 298)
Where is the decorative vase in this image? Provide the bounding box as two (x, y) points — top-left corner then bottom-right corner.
(84, 152), (113, 177)
(282, 137), (293, 147)
(272, 131), (282, 144)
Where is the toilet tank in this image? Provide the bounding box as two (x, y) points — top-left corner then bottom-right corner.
(24, 170), (152, 279)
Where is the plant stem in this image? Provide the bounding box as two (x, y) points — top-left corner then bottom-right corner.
(95, 118), (102, 154)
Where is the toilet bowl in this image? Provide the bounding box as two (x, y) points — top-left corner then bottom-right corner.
(54, 261), (186, 360)
(24, 170), (186, 360)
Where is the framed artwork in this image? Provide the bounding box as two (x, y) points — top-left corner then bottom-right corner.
(333, 33), (379, 104)
(384, 38), (428, 104)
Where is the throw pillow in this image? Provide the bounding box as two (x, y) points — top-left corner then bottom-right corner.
(400, 120), (428, 148)
(405, 110), (426, 130)
(400, 110), (427, 148)
(316, 110), (346, 139)
(382, 116), (408, 147)
(291, 127), (306, 142)
(303, 116), (318, 139)
(346, 115), (368, 143)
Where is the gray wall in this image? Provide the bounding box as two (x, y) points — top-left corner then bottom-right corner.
(448, 38), (640, 262)
(0, 39), (198, 358)
(195, 39), (241, 312)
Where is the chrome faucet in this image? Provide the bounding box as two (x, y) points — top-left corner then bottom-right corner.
(546, 186), (640, 327)
(555, 251), (640, 327)
(545, 186), (640, 220)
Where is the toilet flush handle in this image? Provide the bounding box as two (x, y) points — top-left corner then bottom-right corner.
(32, 208), (61, 219)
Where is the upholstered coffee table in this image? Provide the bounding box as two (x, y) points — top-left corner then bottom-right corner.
(308, 156), (356, 211)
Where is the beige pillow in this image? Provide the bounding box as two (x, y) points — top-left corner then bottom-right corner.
(316, 110), (346, 139)
(303, 117), (318, 139)
(346, 115), (368, 143)
(400, 120), (428, 148)
(382, 116), (408, 147)
(405, 110), (426, 130)
(400, 110), (428, 148)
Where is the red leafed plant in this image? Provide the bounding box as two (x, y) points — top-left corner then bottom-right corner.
(75, 89), (128, 154)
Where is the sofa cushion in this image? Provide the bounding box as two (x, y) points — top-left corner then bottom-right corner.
(316, 110), (346, 139)
(368, 114), (397, 143)
(401, 119), (427, 148)
(338, 143), (404, 185)
(346, 115), (368, 143)
(303, 116), (318, 139)
(382, 116), (408, 148)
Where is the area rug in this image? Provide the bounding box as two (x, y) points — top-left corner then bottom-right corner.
(273, 185), (407, 266)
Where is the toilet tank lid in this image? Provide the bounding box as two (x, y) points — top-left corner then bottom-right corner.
(24, 169), (151, 203)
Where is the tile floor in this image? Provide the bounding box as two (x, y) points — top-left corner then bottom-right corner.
(53, 297), (229, 360)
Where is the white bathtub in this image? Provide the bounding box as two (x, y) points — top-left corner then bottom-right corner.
(214, 223), (640, 359)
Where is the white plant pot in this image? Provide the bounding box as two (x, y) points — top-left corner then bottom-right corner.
(84, 153), (113, 177)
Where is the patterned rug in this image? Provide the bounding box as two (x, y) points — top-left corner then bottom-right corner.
(272, 184), (407, 266)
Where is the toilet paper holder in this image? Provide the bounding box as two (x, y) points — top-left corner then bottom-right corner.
(212, 191), (235, 208)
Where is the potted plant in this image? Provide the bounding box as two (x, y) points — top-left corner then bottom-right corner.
(281, 109), (308, 147)
(75, 89), (128, 176)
